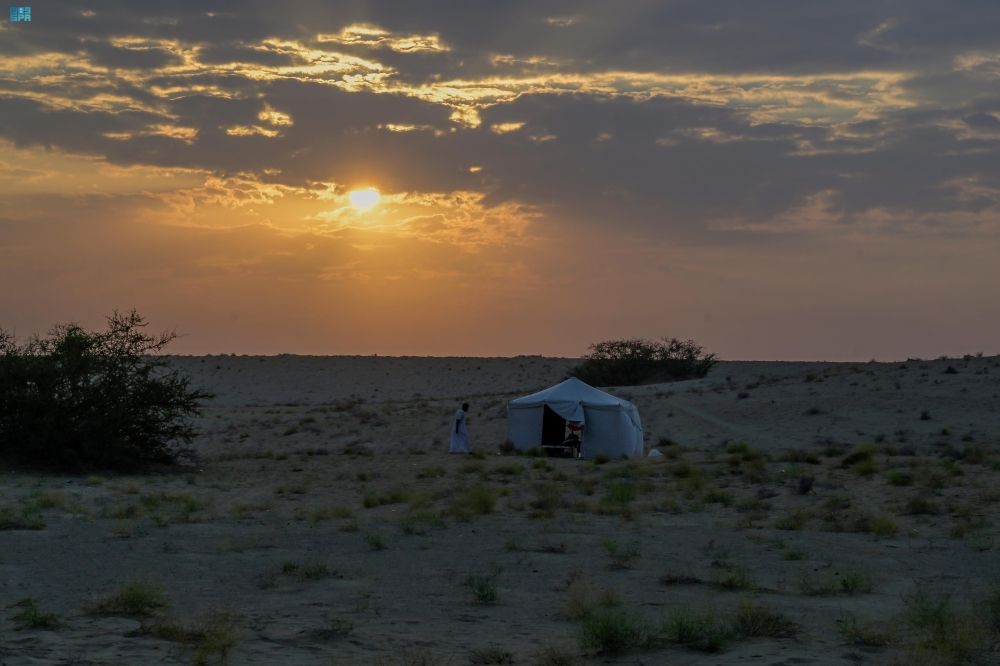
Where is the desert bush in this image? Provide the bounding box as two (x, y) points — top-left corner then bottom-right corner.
(579, 608), (654, 655)
(662, 606), (730, 652)
(0, 504), (45, 530)
(775, 508), (811, 531)
(569, 338), (715, 386)
(88, 581), (169, 617)
(601, 538), (640, 569)
(711, 564), (755, 591)
(0, 311), (209, 471)
(732, 601), (798, 639)
(470, 645), (514, 664)
(887, 469), (914, 486)
(449, 485), (498, 520)
(9, 598), (60, 629)
(901, 586), (995, 663)
(149, 612), (238, 665)
(564, 579), (621, 620)
(466, 571), (500, 604)
(364, 532), (387, 550)
(362, 487), (409, 508)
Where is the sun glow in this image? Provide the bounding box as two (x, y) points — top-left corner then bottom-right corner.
(348, 187), (381, 210)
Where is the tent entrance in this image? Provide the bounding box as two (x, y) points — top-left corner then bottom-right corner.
(541, 405), (566, 446)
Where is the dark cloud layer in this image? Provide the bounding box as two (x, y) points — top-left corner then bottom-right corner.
(1, 1), (999, 357)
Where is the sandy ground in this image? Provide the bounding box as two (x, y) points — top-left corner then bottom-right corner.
(2, 355), (1000, 665)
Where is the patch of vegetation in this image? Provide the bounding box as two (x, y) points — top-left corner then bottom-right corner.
(362, 487), (409, 508)
(0, 504), (45, 530)
(528, 482), (564, 519)
(601, 538), (641, 570)
(469, 645), (514, 664)
(534, 645), (581, 666)
(280, 561), (336, 582)
(711, 564), (755, 591)
(8, 598), (60, 629)
(449, 485), (498, 520)
(887, 469), (914, 486)
(0, 311), (210, 471)
(842, 444), (876, 467)
(398, 509), (445, 535)
(904, 495), (940, 515)
(775, 508), (812, 531)
(416, 465), (446, 479)
(781, 449), (820, 464)
(900, 586), (996, 664)
(147, 613), (238, 665)
(837, 613), (893, 647)
(88, 581), (170, 618)
(569, 337), (715, 386)
(732, 601), (798, 639)
(564, 579), (621, 620)
(364, 532), (387, 551)
(314, 616), (353, 641)
(662, 606), (730, 653)
(798, 568), (873, 596)
(465, 571), (500, 605)
(140, 492), (210, 524)
(579, 608), (654, 655)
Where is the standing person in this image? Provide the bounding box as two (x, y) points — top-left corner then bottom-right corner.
(449, 402), (471, 454)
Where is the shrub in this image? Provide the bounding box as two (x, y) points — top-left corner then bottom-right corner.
(732, 601), (798, 639)
(88, 581), (170, 617)
(0, 505), (45, 531)
(569, 338), (715, 386)
(469, 645), (514, 664)
(837, 613), (893, 647)
(564, 580), (621, 620)
(579, 609), (653, 655)
(9, 598), (60, 629)
(0, 311), (210, 471)
(887, 469), (914, 486)
(450, 486), (498, 520)
(662, 607), (730, 652)
(601, 539), (640, 569)
(149, 613), (238, 665)
(711, 565), (755, 591)
(902, 586), (993, 662)
(466, 572), (500, 605)
(364, 532), (387, 551)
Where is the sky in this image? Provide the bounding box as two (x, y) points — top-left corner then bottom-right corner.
(1, 1), (999, 359)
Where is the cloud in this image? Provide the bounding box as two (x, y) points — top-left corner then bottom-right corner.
(1, 1), (1000, 356)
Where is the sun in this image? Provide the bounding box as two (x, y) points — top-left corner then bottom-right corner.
(348, 187), (381, 210)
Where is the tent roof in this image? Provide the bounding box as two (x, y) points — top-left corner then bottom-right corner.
(508, 377), (632, 410)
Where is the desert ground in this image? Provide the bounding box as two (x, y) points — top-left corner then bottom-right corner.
(2, 355), (1000, 665)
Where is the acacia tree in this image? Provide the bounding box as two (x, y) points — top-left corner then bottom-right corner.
(569, 337), (716, 386)
(0, 311), (210, 471)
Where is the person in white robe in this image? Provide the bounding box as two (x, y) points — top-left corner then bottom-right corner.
(449, 402), (470, 453)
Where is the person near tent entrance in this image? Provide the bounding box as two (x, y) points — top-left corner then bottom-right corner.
(449, 402), (471, 453)
(562, 421), (583, 458)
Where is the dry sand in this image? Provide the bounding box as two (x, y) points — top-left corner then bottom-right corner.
(2, 355), (1000, 664)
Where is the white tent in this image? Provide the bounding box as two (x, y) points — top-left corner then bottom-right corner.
(506, 377), (644, 459)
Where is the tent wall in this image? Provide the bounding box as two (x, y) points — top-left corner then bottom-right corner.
(580, 407), (636, 459)
(507, 406), (543, 450)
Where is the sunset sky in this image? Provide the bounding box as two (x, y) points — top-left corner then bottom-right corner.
(2, 2), (999, 359)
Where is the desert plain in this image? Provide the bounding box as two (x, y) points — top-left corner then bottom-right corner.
(2, 354), (1000, 665)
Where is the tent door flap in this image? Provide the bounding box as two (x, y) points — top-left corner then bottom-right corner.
(541, 405), (566, 446)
